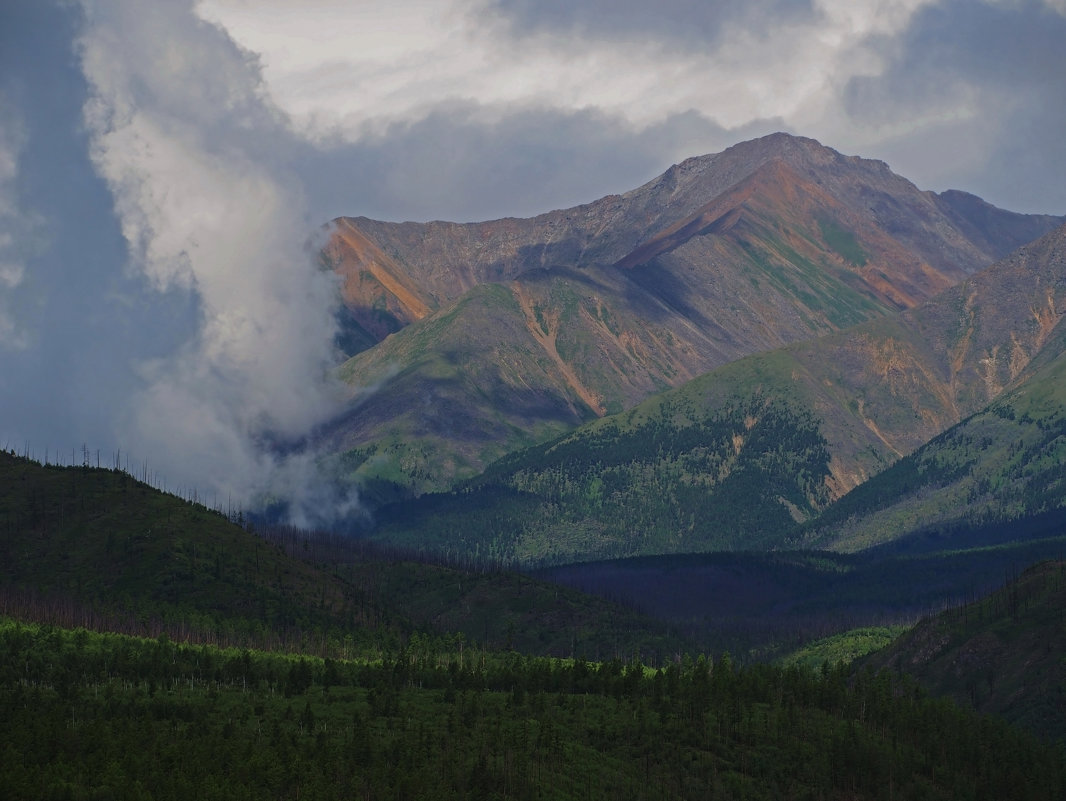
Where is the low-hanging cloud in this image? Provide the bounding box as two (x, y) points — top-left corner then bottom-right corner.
(77, 0), (349, 518)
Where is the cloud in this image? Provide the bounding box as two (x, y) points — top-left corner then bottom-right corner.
(293, 104), (786, 223)
(196, 0), (934, 137)
(839, 0), (1066, 213)
(0, 0), (190, 455)
(193, 0), (1065, 220)
(75, 0), (347, 511)
(492, 0), (816, 47)
(0, 100), (37, 349)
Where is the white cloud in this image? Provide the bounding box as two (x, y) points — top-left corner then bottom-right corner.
(78, 0), (346, 509)
(195, 0), (937, 143)
(0, 261), (25, 289)
(189, 0), (1066, 218)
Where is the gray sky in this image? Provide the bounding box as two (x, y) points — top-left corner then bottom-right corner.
(2, 0), (1065, 513)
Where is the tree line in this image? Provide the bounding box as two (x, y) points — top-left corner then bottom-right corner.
(2, 618), (1063, 800)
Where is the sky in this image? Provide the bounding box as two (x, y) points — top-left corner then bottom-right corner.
(2, 0), (1065, 519)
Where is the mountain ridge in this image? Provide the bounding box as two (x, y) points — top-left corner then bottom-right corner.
(328, 133), (1060, 349)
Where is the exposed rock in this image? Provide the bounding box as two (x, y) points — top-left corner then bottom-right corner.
(321, 133), (1065, 494)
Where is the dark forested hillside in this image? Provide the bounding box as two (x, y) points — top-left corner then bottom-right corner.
(861, 560), (1066, 742)
(0, 449), (364, 644)
(0, 451), (686, 659)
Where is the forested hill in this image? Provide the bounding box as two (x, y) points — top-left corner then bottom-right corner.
(370, 390), (831, 563)
(0, 449), (361, 644)
(861, 559), (1066, 741)
(0, 451), (686, 659)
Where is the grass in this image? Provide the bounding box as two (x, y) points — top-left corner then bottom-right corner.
(818, 217), (868, 267)
(778, 625), (908, 670)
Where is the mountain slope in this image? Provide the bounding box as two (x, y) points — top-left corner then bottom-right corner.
(324, 134), (1064, 494)
(328, 133), (1061, 339)
(861, 559), (1066, 741)
(807, 322), (1066, 551)
(369, 222), (1066, 562)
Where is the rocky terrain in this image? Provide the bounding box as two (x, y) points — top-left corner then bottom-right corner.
(319, 133), (1064, 497)
(366, 222), (1066, 562)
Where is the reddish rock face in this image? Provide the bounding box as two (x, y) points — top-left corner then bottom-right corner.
(320, 133), (1066, 494)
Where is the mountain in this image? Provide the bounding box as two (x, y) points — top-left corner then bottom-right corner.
(861, 560), (1066, 741)
(321, 133), (1064, 494)
(368, 222), (1066, 563)
(807, 315), (1066, 551)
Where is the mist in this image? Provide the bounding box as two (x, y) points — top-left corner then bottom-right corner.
(79, 0), (358, 523)
(0, 1), (362, 528)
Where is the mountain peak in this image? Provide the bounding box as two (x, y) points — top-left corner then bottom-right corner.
(323, 137), (1065, 494)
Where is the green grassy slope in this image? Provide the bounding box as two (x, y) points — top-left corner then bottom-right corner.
(778, 626), (909, 670)
(330, 280), (603, 495)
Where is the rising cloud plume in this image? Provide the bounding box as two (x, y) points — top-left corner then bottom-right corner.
(76, 0), (347, 514)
